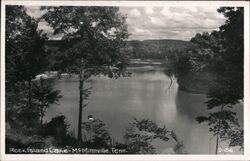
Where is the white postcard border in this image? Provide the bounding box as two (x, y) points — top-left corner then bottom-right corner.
(1, 1), (249, 161)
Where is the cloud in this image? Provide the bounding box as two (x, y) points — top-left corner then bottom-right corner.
(188, 7), (198, 13)
(25, 6), (226, 41)
(150, 17), (166, 27)
(133, 28), (152, 37)
(121, 6), (226, 40)
(129, 8), (141, 17)
(145, 7), (154, 15)
(160, 7), (192, 22)
(160, 7), (172, 18)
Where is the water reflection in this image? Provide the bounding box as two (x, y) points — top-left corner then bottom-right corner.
(44, 65), (243, 154)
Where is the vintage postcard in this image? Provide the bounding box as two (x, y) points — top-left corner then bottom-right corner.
(0, 0), (249, 161)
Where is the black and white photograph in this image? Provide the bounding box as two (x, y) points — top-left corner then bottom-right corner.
(0, 0), (249, 160)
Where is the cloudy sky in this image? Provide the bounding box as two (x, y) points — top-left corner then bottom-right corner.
(26, 6), (226, 41)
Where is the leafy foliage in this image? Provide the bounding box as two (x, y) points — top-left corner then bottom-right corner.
(42, 6), (130, 142)
(207, 7), (244, 106)
(82, 118), (111, 148)
(5, 6), (64, 151)
(32, 78), (62, 125)
(189, 31), (223, 73)
(42, 6), (129, 76)
(6, 82), (38, 127)
(170, 131), (187, 154)
(224, 128), (244, 150)
(5, 5), (51, 128)
(194, 7), (244, 152)
(6, 6), (49, 84)
(124, 118), (185, 154)
(196, 110), (239, 134)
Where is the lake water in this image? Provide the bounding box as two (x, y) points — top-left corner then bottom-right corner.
(44, 63), (243, 154)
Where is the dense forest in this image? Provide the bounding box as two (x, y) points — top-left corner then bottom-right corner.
(5, 6), (244, 154)
(125, 39), (193, 59)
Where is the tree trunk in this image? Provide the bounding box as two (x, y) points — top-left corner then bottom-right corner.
(215, 119), (221, 154)
(77, 71), (84, 142)
(215, 105), (223, 154)
(40, 114), (43, 127)
(40, 78), (44, 127)
(28, 80), (32, 108)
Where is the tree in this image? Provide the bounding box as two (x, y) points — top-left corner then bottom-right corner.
(32, 78), (62, 127)
(196, 107), (240, 154)
(6, 6), (49, 127)
(42, 6), (129, 142)
(196, 7), (244, 154)
(209, 7), (244, 104)
(124, 119), (170, 154)
(189, 31), (222, 73)
(124, 118), (185, 154)
(82, 118), (111, 148)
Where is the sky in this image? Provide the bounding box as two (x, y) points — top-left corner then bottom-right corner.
(26, 6), (226, 41)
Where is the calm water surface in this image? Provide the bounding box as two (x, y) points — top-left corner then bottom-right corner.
(45, 64), (243, 154)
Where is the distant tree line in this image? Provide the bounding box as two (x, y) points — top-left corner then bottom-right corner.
(124, 39), (192, 59)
